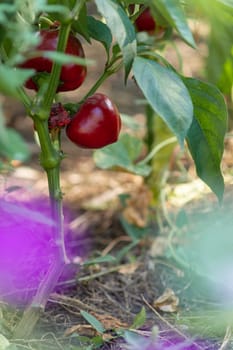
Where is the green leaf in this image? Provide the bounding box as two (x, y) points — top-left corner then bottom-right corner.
(152, 0), (196, 47)
(72, 4), (90, 42)
(218, 53), (233, 94)
(116, 240), (139, 261)
(205, 4), (233, 93)
(83, 255), (116, 266)
(184, 77), (228, 201)
(80, 311), (105, 334)
(133, 57), (193, 145)
(130, 307), (146, 329)
(120, 216), (148, 241)
(95, 0), (137, 79)
(94, 134), (151, 176)
(0, 66), (34, 98)
(43, 51), (94, 66)
(87, 16), (112, 60)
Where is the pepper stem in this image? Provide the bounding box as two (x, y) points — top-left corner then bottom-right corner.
(13, 22), (72, 339)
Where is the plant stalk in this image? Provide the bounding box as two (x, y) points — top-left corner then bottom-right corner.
(44, 23), (71, 109)
(138, 136), (177, 165)
(13, 22), (72, 339)
(80, 62), (122, 104)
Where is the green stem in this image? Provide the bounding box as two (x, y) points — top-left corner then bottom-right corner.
(138, 136), (177, 165)
(29, 118), (68, 266)
(47, 167), (69, 264)
(144, 104), (155, 154)
(16, 87), (32, 111)
(13, 116), (67, 338)
(33, 120), (57, 164)
(47, 129), (69, 265)
(70, 0), (86, 19)
(34, 24), (71, 256)
(38, 16), (54, 28)
(14, 22), (72, 339)
(32, 73), (68, 265)
(169, 41), (184, 74)
(81, 71), (112, 103)
(80, 62), (122, 104)
(35, 23), (73, 264)
(43, 23), (71, 109)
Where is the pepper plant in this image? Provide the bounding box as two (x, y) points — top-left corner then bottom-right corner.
(0, 0), (230, 338)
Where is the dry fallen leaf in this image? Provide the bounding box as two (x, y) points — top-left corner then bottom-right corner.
(65, 312), (128, 338)
(153, 288), (179, 313)
(149, 236), (169, 257)
(91, 312), (129, 330)
(118, 262), (140, 275)
(64, 324), (98, 337)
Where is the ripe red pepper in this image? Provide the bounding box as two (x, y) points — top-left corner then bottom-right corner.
(131, 6), (165, 35)
(20, 29), (86, 92)
(66, 93), (121, 149)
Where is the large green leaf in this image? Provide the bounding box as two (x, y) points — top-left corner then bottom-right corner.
(184, 78), (228, 201)
(94, 133), (151, 176)
(152, 0), (196, 47)
(133, 57), (193, 144)
(95, 0), (137, 79)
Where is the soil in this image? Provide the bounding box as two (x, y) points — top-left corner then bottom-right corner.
(1, 19), (233, 350)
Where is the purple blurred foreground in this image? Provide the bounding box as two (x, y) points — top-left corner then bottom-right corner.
(0, 197), (88, 306)
(103, 332), (218, 350)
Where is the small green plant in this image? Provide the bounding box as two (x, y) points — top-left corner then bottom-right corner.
(0, 0), (231, 338)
